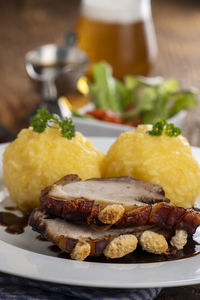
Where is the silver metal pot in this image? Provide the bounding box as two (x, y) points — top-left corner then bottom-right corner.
(25, 32), (89, 113)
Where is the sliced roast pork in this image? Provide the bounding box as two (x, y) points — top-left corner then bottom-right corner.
(40, 175), (200, 233)
(40, 174), (170, 227)
(29, 209), (170, 260)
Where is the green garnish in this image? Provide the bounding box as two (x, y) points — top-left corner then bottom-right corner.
(30, 108), (75, 139)
(58, 118), (75, 139)
(147, 119), (181, 137)
(165, 123), (181, 137)
(30, 108), (51, 133)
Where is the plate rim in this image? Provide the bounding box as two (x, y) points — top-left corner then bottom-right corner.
(1, 239), (200, 289)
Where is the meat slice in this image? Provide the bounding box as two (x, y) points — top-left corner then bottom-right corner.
(40, 175), (200, 234)
(42, 175), (168, 206)
(40, 174), (169, 226)
(29, 209), (155, 260)
(148, 203), (200, 234)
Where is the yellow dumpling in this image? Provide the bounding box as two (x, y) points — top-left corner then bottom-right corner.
(103, 125), (200, 208)
(3, 127), (104, 211)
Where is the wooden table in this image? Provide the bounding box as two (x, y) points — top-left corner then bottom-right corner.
(0, 0), (200, 144)
(152, 0), (200, 147)
(1, 0), (200, 298)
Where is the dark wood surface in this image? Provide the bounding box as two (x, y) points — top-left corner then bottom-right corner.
(152, 0), (200, 147)
(0, 0), (80, 134)
(1, 1), (200, 298)
(152, 0), (200, 88)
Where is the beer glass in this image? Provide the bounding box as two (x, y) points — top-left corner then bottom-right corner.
(76, 0), (157, 78)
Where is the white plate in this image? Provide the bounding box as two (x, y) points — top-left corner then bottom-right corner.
(0, 139), (200, 289)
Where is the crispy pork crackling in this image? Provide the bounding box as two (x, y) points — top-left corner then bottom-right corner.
(40, 175), (200, 233)
(29, 209), (189, 260)
(40, 174), (169, 227)
(29, 209), (156, 260)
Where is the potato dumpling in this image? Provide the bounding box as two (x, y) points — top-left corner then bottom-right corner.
(103, 125), (200, 208)
(3, 127), (104, 211)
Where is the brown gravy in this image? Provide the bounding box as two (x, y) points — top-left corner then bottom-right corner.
(48, 244), (62, 253)
(0, 210), (28, 234)
(87, 238), (200, 264)
(47, 236), (200, 264)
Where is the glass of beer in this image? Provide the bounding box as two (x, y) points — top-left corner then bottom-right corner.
(76, 0), (157, 78)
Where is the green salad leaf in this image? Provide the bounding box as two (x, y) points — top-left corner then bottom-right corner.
(168, 90), (197, 117)
(86, 62), (197, 124)
(91, 62), (121, 112)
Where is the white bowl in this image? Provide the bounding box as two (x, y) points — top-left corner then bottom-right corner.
(73, 104), (186, 137)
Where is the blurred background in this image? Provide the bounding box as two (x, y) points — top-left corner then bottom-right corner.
(1, 0), (200, 144)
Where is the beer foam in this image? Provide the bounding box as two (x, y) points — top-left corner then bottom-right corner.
(81, 0), (151, 24)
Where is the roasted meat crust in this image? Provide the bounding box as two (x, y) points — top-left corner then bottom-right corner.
(148, 203), (200, 234)
(40, 199), (200, 234)
(41, 174), (100, 223)
(29, 208), (151, 258)
(31, 209), (190, 260)
(40, 175), (200, 234)
(28, 208), (110, 257)
(41, 196), (100, 223)
(115, 206), (152, 227)
(40, 174), (168, 226)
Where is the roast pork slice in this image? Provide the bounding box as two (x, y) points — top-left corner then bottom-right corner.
(45, 175), (168, 206)
(29, 209), (156, 260)
(40, 174), (169, 226)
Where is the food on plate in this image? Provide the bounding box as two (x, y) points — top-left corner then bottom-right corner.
(40, 174), (200, 234)
(103, 235), (138, 259)
(29, 209), (142, 260)
(170, 229), (188, 250)
(3, 108), (200, 262)
(139, 231), (168, 255)
(29, 172), (196, 261)
(29, 208), (178, 260)
(40, 174), (168, 225)
(32, 172), (200, 261)
(72, 62), (197, 126)
(3, 109), (104, 212)
(103, 121), (200, 208)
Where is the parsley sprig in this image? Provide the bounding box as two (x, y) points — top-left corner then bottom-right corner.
(146, 119), (181, 137)
(30, 108), (75, 139)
